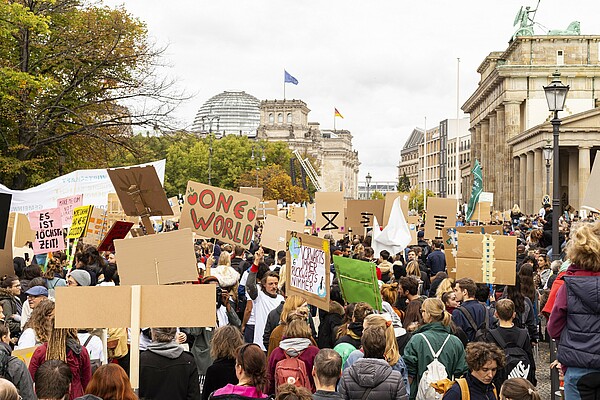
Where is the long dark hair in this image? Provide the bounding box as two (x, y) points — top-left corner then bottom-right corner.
(236, 344), (267, 393)
(506, 281), (526, 315)
(518, 263), (536, 302)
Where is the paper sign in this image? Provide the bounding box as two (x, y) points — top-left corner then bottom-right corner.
(333, 256), (382, 311)
(180, 181), (260, 247)
(57, 194), (83, 228)
(345, 200), (384, 233)
(455, 233), (517, 285)
(383, 192), (410, 226)
(239, 187), (263, 200)
(67, 205), (94, 239)
(167, 196), (181, 219)
(28, 208), (65, 254)
(54, 285), (216, 328)
(479, 192), (494, 204)
(12, 346), (39, 368)
(0, 194), (11, 249)
(286, 231), (330, 310)
(315, 192), (345, 237)
(114, 228), (198, 285)
(424, 198), (457, 241)
(98, 221), (134, 252)
(261, 215), (304, 252)
(84, 208), (110, 246)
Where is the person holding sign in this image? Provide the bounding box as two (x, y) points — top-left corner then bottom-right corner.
(247, 248), (284, 351)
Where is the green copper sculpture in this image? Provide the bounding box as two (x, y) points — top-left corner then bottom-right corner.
(548, 21), (581, 36)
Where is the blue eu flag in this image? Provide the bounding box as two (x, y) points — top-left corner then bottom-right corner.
(284, 70), (298, 85)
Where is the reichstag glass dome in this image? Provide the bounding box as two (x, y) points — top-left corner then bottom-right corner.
(192, 91), (260, 136)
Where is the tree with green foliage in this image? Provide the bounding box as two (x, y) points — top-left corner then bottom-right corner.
(370, 190), (385, 200)
(0, 1), (184, 189)
(398, 172), (411, 192)
(408, 188), (436, 213)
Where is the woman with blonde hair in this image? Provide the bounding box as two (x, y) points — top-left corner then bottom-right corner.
(203, 325), (245, 400)
(406, 260), (430, 295)
(403, 298), (467, 399)
(435, 277), (455, 299)
(17, 299), (54, 349)
(549, 220), (600, 399)
(265, 295), (313, 356)
(267, 316), (319, 394)
(499, 377), (541, 400)
(29, 327), (91, 399)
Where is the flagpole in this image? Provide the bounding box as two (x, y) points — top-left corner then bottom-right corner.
(423, 116), (427, 213)
(334, 111), (336, 132)
(283, 72), (286, 100)
(456, 57), (461, 215)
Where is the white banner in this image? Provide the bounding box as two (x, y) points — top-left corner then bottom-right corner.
(0, 160), (166, 213)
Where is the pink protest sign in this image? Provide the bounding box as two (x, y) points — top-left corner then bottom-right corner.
(28, 208), (65, 254)
(57, 195), (84, 227)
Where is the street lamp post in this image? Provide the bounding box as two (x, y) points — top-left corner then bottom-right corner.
(201, 116), (220, 185)
(365, 173), (372, 199)
(543, 70), (569, 261)
(543, 141), (552, 197)
(251, 144), (265, 187)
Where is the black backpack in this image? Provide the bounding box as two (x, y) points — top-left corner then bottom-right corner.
(458, 305), (489, 342)
(489, 328), (533, 386)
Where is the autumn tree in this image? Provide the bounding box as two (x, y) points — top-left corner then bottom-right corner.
(0, 1), (185, 189)
(236, 164), (309, 203)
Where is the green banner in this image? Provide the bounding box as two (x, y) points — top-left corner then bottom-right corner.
(466, 159), (483, 222)
(333, 256), (382, 311)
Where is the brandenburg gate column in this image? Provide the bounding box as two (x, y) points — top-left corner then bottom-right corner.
(526, 151), (535, 214)
(513, 156), (520, 209)
(579, 146), (591, 211)
(480, 119), (490, 189)
(534, 148), (543, 210)
(568, 149), (579, 210)
(504, 100), (521, 212)
(488, 113), (497, 202)
(495, 107), (506, 210)
(519, 154), (527, 211)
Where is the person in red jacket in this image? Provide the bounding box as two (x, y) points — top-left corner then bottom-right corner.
(29, 328), (91, 399)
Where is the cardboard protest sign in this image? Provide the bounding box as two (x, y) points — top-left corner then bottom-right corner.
(12, 346), (38, 368)
(0, 227), (13, 277)
(345, 200), (384, 233)
(66, 205), (93, 239)
(315, 192), (345, 237)
(180, 181), (259, 247)
(407, 216), (419, 245)
(445, 249), (457, 280)
(107, 165), (173, 217)
(286, 232), (330, 310)
(167, 196), (181, 219)
(582, 150), (600, 212)
(83, 208), (110, 246)
(98, 221), (134, 252)
(261, 215), (304, 252)
(455, 233), (517, 285)
(444, 225), (504, 249)
(333, 255), (382, 311)
(9, 213), (35, 247)
(0, 193), (11, 249)
(28, 208), (65, 254)
(114, 228), (198, 285)
(239, 187), (263, 200)
(258, 200), (278, 220)
(383, 192), (410, 226)
(472, 201), (492, 223)
(424, 198), (457, 241)
(57, 194), (83, 228)
(288, 205), (305, 223)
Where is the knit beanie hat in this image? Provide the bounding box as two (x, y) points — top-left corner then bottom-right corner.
(69, 269), (92, 287)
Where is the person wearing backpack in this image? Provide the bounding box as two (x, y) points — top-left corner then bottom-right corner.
(403, 298), (467, 400)
(442, 342), (505, 400)
(0, 325), (35, 400)
(452, 278), (488, 342)
(486, 299), (536, 389)
(338, 325), (408, 400)
(267, 318), (319, 394)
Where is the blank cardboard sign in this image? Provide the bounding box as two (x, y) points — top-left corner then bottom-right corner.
(114, 228), (198, 285)
(54, 285), (216, 328)
(261, 215), (304, 252)
(455, 233), (516, 285)
(239, 187), (263, 200)
(9, 213), (35, 247)
(582, 150), (600, 212)
(383, 192), (409, 226)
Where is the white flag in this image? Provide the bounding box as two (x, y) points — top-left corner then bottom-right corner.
(372, 197), (412, 256)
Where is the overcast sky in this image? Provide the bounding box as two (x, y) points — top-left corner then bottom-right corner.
(102, 0), (599, 183)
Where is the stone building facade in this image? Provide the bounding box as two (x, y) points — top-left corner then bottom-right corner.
(420, 125), (441, 196)
(398, 128), (423, 189)
(257, 99), (360, 198)
(462, 35), (600, 213)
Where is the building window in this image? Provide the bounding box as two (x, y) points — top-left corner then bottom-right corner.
(287, 113), (292, 123)
(557, 50), (564, 66)
(278, 113), (283, 123)
(268, 113), (274, 124)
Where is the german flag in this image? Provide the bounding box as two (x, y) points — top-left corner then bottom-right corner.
(334, 108), (344, 118)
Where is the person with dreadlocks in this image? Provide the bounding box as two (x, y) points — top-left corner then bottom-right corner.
(28, 328), (91, 399)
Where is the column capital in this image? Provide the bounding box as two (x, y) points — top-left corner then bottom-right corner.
(578, 145), (592, 150)
(503, 100), (522, 106)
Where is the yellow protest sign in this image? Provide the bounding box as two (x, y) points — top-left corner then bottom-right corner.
(67, 205), (94, 239)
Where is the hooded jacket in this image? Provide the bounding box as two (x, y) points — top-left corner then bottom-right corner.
(140, 341), (200, 400)
(29, 338), (91, 399)
(318, 301), (345, 349)
(0, 342), (35, 400)
(334, 322), (363, 349)
(267, 338), (319, 394)
(338, 358), (408, 400)
(0, 288), (22, 337)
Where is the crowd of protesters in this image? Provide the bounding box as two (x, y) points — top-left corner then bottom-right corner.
(0, 202), (596, 399)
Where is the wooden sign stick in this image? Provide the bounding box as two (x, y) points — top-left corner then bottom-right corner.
(127, 185), (155, 235)
(129, 285), (142, 391)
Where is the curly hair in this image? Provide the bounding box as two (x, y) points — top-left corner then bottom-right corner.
(24, 299), (55, 344)
(351, 302), (374, 323)
(566, 220), (600, 271)
(275, 383), (312, 399)
(465, 342), (505, 372)
(210, 325), (243, 360)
